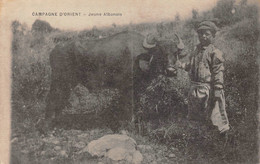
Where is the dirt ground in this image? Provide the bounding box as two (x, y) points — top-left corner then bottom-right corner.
(11, 122), (182, 164)
(11, 112), (239, 164)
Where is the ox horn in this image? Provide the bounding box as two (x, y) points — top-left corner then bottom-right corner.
(175, 34), (184, 50)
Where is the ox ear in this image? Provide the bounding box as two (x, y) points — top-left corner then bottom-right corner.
(178, 49), (189, 59)
(139, 60), (150, 72)
(175, 34), (184, 50)
(137, 53), (154, 72)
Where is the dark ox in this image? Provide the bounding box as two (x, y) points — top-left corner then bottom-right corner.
(44, 31), (184, 129)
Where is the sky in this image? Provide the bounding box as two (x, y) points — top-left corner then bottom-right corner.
(1, 0), (221, 30)
(1, 0), (259, 30)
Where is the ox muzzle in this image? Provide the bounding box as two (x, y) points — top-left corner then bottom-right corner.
(165, 65), (178, 77)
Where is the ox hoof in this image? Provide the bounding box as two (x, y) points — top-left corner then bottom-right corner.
(130, 112), (144, 135)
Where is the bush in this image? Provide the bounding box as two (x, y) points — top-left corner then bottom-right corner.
(139, 70), (189, 122)
(213, 0), (235, 25)
(11, 25), (52, 127)
(32, 19), (54, 33)
(226, 19), (259, 42)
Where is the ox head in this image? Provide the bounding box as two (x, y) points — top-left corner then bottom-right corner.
(147, 34), (185, 77)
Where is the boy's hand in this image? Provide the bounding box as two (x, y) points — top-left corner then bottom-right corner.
(175, 60), (184, 69)
(214, 89), (222, 99)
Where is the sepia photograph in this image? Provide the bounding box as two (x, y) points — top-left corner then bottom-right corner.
(0, 0), (259, 163)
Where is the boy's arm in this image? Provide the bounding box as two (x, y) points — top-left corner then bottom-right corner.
(176, 52), (192, 72)
(212, 49), (225, 98)
(177, 48), (196, 72)
(177, 61), (191, 72)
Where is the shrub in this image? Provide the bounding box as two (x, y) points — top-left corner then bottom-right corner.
(213, 0), (235, 25)
(11, 26), (52, 125)
(139, 70), (189, 122)
(32, 19), (54, 33)
(226, 19), (259, 42)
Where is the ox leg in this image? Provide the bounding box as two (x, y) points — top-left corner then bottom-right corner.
(133, 90), (143, 134)
(117, 87), (134, 131)
(133, 77), (149, 134)
(45, 73), (78, 129)
(102, 87), (133, 132)
(45, 80), (71, 120)
(119, 87), (134, 122)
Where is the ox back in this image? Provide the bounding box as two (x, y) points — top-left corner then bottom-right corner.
(50, 31), (147, 90)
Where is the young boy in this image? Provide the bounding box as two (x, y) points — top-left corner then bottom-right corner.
(180, 21), (230, 133)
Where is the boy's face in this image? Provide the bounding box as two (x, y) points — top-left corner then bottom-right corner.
(197, 29), (214, 46)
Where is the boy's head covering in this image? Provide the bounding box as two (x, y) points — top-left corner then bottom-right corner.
(197, 21), (218, 35)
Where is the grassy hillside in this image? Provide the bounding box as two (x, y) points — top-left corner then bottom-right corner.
(11, 1), (259, 163)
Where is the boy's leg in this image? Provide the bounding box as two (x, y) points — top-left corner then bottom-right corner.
(210, 90), (230, 133)
(187, 85), (209, 122)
